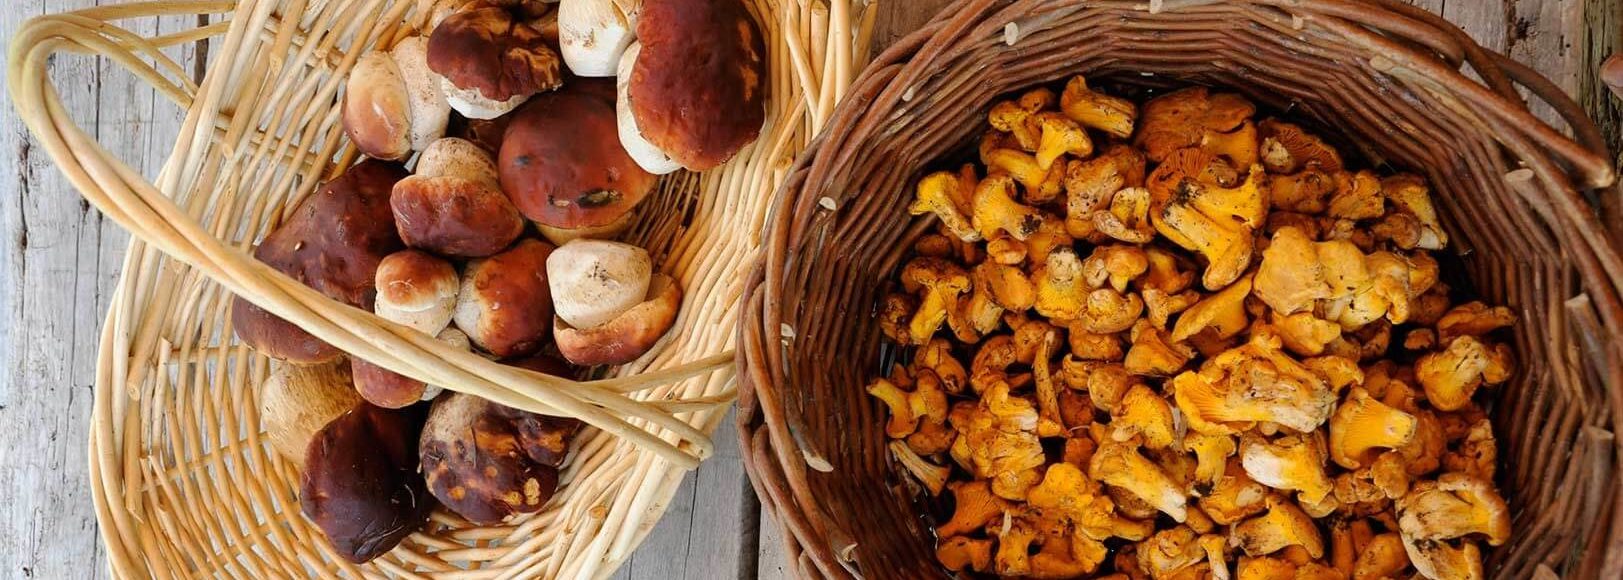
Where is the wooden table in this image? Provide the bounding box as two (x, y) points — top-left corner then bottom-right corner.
(1, 1), (1617, 578)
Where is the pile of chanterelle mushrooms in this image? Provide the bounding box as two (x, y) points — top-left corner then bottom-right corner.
(239, 0), (763, 563)
(871, 75), (1515, 579)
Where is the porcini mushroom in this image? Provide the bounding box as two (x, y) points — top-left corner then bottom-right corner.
(301, 402), (434, 563)
(392, 138), (524, 257)
(453, 239), (557, 357)
(615, 43), (682, 174)
(260, 362), (361, 466)
(343, 47), (426, 161)
(558, 0), (639, 77)
(373, 250), (459, 336)
(624, 0), (765, 170)
(427, 0), (563, 119)
(420, 388), (582, 525)
(500, 81), (659, 243)
(232, 160), (406, 364)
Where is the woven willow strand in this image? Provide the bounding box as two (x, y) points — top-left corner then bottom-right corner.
(7, 0), (876, 577)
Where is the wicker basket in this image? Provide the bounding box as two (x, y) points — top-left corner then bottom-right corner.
(739, 1), (1623, 578)
(7, 0), (872, 577)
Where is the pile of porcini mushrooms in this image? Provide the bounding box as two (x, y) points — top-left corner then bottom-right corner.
(871, 76), (1515, 579)
(240, 0), (764, 563)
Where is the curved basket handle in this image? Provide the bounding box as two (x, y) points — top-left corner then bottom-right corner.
(7, 0), (731, 469)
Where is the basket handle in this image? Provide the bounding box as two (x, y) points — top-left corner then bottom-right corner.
(7, 0), (731, 469)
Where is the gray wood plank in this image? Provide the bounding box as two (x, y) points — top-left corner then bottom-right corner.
(0, 0), (115, 578)
(621, 410), (758, 580)
(756, 504), (793, 580)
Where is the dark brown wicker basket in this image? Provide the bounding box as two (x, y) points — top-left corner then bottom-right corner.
(737, 1), (1623, 578)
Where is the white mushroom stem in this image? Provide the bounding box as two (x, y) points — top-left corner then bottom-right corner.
(441, 77), (529, 120)
(547, 239), (653, 329)
(615, 43), (682, 174)
(418, 328), (472, 401)
(559, 0), (640, 78)
(389, 36), (450, 151)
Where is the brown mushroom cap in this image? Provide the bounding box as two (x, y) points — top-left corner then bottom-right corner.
(232, 160), (407, 363)
(392, 176), (525, 257)
(419, 362), (582, 524)
(628, 0), (765, 170)
(351, 359), (428, 409)
(554, 273), (682, 365)
(426, 1), (562, 103)
(452, 238), (557, 357)
(300, 401), (433, 563)
(374, 249), (459, 335)
(352, 326), (473, 408)
(342, 51), (412, 161)
(498, 81), (656, 229)
(392, 138), (524, 258)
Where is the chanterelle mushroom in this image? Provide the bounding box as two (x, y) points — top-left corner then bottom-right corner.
(1259, 119), (1343, 174)
(973, 174), (1045, 241)
(952, 382), (1046, 500)
(1149, 150), (1265, 289)
(1230, 496), (1325, 558)
(1397, 473), (1510, 546)
(1328, 387), (1417, 469)
(900, 257), (972, 344)
(1415, 336), (1513, 411)
(1089, 439), (1188, 522)
(1241, 433), (1335, 504)
(1061, 75), (1136, 138)
(1134, 86), (1257, 163)
(911, 167), (982, 242)
(1173, 330), (1335, 435)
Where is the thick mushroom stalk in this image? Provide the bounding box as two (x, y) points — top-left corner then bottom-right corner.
(558, 0), (639, 77)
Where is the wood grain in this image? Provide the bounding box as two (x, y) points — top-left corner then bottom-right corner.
(0, 1), (1617, 578)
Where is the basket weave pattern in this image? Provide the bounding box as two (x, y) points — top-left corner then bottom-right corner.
(7, 0), (867, 577)
(740, 1), (1623, 578)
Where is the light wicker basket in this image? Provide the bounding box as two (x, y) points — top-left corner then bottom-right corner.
(7, 0), (875, 577)
(740, 1), (1623, 579)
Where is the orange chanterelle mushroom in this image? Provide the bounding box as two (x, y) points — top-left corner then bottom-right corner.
(867, 75), (1515, 579)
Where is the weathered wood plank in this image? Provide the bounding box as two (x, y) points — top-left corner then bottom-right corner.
(0, 1), (115, 578)
(756, 503), (794, 580)
(619, 411), (759, 579)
